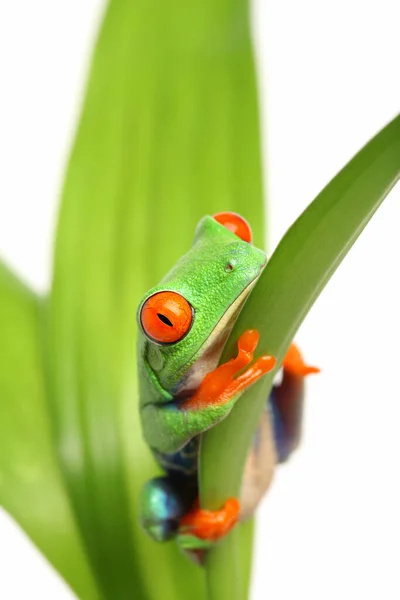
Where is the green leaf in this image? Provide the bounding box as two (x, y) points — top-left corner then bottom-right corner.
(0, 263), (100, 600)
(200, 114), (400, 598)
(46, 0), (263, 598)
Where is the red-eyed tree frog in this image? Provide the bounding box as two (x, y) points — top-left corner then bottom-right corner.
(137, 212), (319, 557)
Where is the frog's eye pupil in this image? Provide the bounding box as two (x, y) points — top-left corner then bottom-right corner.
(157, 313), (173, 327)
(141, 291), (193, 344)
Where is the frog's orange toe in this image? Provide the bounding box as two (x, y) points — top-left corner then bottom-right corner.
(283, 343), (320, 377)
(225, 354), (276, 396)
(237, 329), (260, 354)
(179, 498), (240, 542)
(300, 365), (320, 376)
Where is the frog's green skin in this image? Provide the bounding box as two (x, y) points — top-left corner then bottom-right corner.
(137, 216), (304, 549)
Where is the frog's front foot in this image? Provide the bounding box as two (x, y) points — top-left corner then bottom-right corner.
(178, 498), (240, 551)
(184, 330), (276, 410)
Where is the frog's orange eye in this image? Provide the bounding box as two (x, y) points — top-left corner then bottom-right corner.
(140, 291), (193, 344)
(213, 212), (252, 243)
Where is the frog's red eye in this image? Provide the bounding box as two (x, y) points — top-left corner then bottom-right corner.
(213, 212), (252, 243)
(140, 291), (193, 344)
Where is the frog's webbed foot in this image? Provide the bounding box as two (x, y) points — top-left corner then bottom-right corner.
(177, 498), (240, 553)
(184, 330), (276, 411)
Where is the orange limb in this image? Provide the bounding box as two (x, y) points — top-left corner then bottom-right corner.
(180, 498), (240, 541)
(283, 343), (320, 377)
(184, 330), (276, 410)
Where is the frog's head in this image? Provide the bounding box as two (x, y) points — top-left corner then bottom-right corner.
(137, 213), (266, 396)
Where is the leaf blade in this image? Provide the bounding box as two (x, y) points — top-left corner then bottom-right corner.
(47, 0), (263, 598)
(200, 114), (400, 592)
(0, 263), (100, 600)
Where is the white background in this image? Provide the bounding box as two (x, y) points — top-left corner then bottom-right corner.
(0, 1), (400, 598)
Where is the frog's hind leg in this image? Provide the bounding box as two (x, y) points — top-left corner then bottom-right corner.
(270, 343), (319, 463)
(139, 474), (197, 543)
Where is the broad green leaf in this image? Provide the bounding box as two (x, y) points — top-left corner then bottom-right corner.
(47, 0), (263, 598)
(200, 114), (400, 598)
(0, 262), (100, 600)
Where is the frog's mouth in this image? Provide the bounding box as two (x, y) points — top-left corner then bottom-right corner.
(175, 274), (261, 398)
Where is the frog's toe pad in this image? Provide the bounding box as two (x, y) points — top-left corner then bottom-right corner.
(178, 498), (240, 546)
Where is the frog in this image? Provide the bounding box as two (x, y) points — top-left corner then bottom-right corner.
(137, 212), (318, 556)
